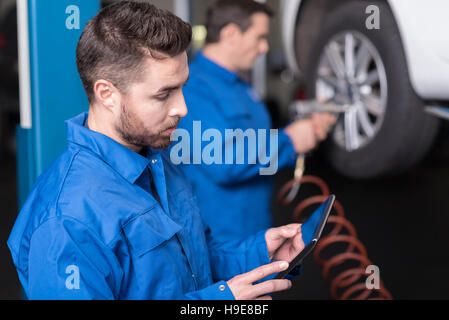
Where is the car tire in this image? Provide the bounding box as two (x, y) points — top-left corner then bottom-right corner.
(305, 0), (440, 179)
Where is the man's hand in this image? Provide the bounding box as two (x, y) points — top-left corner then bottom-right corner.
(265, 224), (304, 262)
(284, 119), (317, 154)
(226, 225), (305, 300)
(311, 113), (337, 141)
(227, 261), (292, 300)
(284, 113), (337, 154)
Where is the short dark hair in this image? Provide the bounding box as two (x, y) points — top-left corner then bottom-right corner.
(76, 1), (192, 103)
(205, 0), (273, 44)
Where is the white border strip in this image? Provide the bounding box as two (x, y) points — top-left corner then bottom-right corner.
(17, 0), (32, 129)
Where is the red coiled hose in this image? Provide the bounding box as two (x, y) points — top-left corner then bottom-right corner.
(277, 175), (393, 300)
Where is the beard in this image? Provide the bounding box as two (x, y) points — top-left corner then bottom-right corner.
(115, 103), (180, 150)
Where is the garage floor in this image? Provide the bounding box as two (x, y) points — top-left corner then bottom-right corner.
(1, 123), (448, 300)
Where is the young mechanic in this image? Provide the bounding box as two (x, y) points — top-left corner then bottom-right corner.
(178, 0), (336, 242)
(7, 1), (305, 300)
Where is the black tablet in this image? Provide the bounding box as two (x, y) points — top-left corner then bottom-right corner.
(275, 195), (335, 279)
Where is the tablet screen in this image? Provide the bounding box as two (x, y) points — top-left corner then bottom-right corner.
(274, 195), (335, 279)
(300, 195), (335, 248)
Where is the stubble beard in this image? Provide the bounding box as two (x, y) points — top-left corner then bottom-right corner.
(116, 103), (179, 150)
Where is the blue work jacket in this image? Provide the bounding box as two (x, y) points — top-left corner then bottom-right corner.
(7, 112), (272, 300)
(176, 52), (297, 242)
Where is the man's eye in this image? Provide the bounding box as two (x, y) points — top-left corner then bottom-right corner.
(156, 92), (171, 101)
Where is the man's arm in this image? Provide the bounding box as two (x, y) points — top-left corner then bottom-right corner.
(23, 216), (238, 300)
(206, 229), (272, 282)
(25, 217), (123, 300)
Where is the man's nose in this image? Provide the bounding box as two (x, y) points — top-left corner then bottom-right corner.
(260, 40), (270, 54)
(168, 92), (188, 118)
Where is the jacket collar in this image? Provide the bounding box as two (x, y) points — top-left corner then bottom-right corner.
(66, 112), (154, 184)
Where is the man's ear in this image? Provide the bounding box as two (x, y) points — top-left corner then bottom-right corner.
(93, 79), (121, 113)
(219, 23), (243, 44)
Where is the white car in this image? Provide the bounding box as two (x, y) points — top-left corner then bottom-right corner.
(281, 0), (449, 179)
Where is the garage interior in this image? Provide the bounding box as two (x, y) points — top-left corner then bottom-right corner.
(1, 0), (449, 300)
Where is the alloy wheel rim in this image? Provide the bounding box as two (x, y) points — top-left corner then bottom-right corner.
(315, 30), (388, 152)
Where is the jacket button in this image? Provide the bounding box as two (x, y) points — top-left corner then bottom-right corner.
(152, 159), (158, 164)
(219, 285), (226, 291)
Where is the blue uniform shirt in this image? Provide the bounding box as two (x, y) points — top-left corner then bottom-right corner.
(177, 52), (297, 242)
(7, 112), (272, 300)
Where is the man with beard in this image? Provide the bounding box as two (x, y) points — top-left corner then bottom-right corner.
(7, 1), (305, 300)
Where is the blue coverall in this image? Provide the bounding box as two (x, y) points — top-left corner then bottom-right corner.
(7, 112), (273, 300)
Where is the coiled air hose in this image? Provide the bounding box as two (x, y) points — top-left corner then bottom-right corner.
(277, 161), (393, 300)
